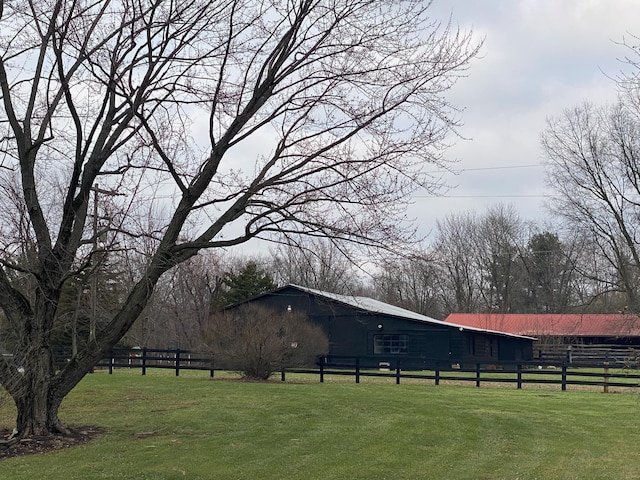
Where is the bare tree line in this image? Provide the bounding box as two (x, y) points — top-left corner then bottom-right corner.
(108, 201), (635, 354)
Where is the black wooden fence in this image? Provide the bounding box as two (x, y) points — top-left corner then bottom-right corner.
(293, 356), (640, 393)
(84, 348), (640, 392)
(94, 348), (214, 377)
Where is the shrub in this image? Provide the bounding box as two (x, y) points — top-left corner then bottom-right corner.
(205, 304), (328, 380)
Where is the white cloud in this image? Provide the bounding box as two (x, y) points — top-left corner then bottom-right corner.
(411, 0), (640, 240)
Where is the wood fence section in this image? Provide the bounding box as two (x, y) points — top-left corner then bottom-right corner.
(88, 348), (640, 393)
(535, 344), (640, 366)
(295, 356), (640, 393)
(95, 348), (214, 377)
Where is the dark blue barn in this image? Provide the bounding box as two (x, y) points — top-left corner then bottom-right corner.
(227, 284), (534, 369)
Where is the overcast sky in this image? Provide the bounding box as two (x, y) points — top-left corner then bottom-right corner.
(410, 0), (640, 241)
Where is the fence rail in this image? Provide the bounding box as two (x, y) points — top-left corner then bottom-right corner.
(289, 356), (640, 393)
(93, 348), (214, 377)
(535, 344), (640, 366)
(79, 348), (640, 393)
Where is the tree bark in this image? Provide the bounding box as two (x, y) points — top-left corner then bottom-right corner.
(12, 346), (66, 437)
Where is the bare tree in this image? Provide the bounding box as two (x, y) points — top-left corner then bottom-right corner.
(570, 231), (630, 312)
(543, 100), (640, 312)
(432, 211), (481, 313)
(372, 252), (443, 318)
(473, 204), (528, 312)
(269, 238), (360, 294)
(124, 253), (225, 349)
(0, 0), (479, 438)
(432, 205), (530, 314)
(617, 35), (640, 116)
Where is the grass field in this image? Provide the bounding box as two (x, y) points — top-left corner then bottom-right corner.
(1, 370), (640, 479)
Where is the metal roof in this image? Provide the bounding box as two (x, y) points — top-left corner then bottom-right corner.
(445, 313), (640, 338)
(289, 285), (535, 341)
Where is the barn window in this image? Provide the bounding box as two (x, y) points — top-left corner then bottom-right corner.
(374, 334), (408, 354)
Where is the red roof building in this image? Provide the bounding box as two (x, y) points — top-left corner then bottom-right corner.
(444, 313), (640, 343)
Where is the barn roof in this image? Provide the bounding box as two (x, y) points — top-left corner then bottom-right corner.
(274, 285), (535, 341)
(444, 313), (640, 338)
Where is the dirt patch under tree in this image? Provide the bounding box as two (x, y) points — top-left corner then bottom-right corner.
(0, 427), (103, 460)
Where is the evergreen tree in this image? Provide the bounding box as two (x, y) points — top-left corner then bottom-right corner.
(212, 262), (277, 308)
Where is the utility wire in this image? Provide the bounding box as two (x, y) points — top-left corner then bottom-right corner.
(413, 193), (557, 199)
(422, 194), (555, 199)
(428, 163), (543, 174)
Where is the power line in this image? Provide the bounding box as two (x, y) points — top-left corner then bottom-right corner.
(415, 193), (556, 199)
(428, 164), (544, 174)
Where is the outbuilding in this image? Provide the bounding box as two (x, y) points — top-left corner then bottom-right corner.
(445, 313), (640, 345)
(226, 285), (534, 369)
(445, 313), (640, 361)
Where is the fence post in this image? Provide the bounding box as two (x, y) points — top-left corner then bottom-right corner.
(281, 368), (286, 382)
(476, 363), (481, 388)
(319, 356), (325, 383)
(435, 362), (440, 386)
(395, 361), (401, 385)
(603, 362), (609, 393)
(517, 363), (522, 389)
(355, 357), (360, 384)
(175, 349), (181, 376)
(561, 364), (567, 391)
(142, 347), (147, 376)
(109, 351), (114, 374)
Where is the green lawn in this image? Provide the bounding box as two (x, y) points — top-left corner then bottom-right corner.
(1, 370), (640, 479)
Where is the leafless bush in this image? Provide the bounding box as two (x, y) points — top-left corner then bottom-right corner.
(204, 305), (328, 380)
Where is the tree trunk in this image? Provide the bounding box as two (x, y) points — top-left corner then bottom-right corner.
(12, 345), (68, 437)
(4, 263), (167, 439)
(15, 388), (65, 437)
